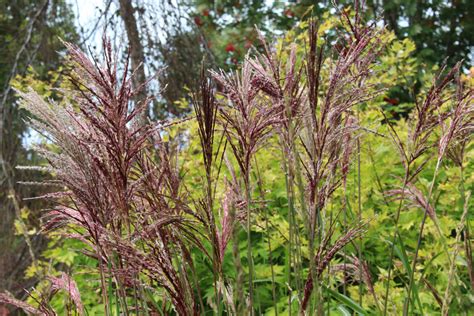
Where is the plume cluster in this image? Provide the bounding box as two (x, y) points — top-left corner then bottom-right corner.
(16, 39), (201, 315)
(6, 5), (471, 315)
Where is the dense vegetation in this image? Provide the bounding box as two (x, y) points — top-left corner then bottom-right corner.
(0, 0), (78, 299)
(0, 1), (473, 315)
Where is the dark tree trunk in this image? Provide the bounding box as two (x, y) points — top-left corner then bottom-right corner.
(118, 0), (148, 124)
(446, 0), (458, 60)
(382, 0), (399, 35)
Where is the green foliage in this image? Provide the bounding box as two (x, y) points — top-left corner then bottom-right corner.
(190, 0), (473, 68)
(0, 0), (79, 301)
(11, 7), (474, 316)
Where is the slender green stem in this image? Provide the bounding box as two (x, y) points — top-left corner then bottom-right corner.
(459, 164), (474, 291)
(357, 137), (363, 306)
(383, 168), (410, 316)
(232, 204), (244, 314)
(342, 186), (348, 297)
(282, 157), (294, 314)
(405, 160), (442, 314)
(290, 129), (308, 305)
(98, 251), (111, 316)
(254, 157), (278, 315)
(266, 209), (278, 315)
(441, 193), (468, 315)
(244, 170), (254, 315)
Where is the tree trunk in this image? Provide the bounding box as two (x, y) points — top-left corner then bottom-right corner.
(118, 0), (148, 124)
(382, 0), (399, 35)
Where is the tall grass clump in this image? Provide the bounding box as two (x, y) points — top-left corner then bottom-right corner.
(1, 5), (473, 316)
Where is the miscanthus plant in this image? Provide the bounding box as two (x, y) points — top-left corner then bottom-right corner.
(2, 7), (473, 316)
